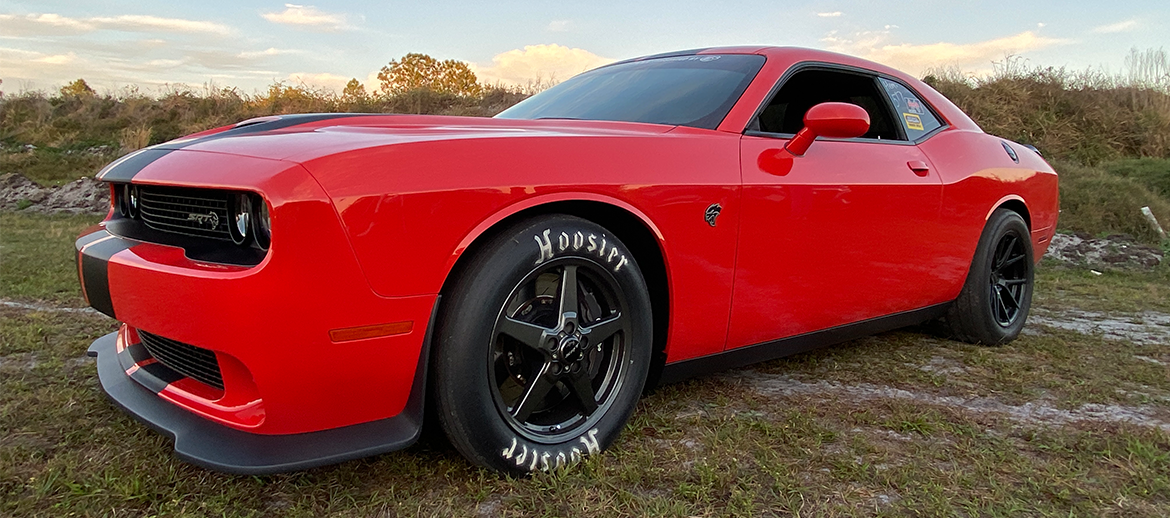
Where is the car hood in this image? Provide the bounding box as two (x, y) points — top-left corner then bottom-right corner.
(153, 114), (679, 164)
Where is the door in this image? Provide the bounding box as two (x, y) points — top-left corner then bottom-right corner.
(726, 67), (949, 349)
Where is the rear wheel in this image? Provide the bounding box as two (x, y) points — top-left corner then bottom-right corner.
(945, 208), (1034, 345)
(432, 215), (652, 474)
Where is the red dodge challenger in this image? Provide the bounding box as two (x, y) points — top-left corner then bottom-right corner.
(78, 46), (1058, 475)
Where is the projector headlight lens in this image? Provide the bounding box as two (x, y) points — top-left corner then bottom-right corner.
(230, 193), (251, 245)
(127, 185), (139, 218)
(255, 198), (271, 250)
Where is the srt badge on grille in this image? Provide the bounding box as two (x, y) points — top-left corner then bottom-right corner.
(187, 212), (220, 229)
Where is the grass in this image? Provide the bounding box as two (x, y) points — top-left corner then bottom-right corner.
(1054, 159), (1170, 244)
(2, 213), (1169, 516)
(0, 212), (100, 306)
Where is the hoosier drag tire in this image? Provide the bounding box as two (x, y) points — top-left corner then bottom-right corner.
(432, 215), (653, 475)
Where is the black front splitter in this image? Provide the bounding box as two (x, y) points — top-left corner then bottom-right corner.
(87, 328), (430, 475)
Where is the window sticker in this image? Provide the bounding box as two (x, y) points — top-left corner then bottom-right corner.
(905, 98), (923, 114)
(903, 113), (924, 131)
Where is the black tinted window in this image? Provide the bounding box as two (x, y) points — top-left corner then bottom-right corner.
(879, 78), (943, 140)
(495, 55), (765, 130)
(754, 69), (900, 140)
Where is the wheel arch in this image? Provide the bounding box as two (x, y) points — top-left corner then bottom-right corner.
(987, 195), (1031, 229)
(436, 196), (673, 392)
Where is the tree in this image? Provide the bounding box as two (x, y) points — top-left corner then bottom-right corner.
(377, 53), (483, 97)
(60, 78), (96, 98)
(341, 78), (369, 102)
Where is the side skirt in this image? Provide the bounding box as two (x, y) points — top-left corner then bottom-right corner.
(658, 302), (951, 385)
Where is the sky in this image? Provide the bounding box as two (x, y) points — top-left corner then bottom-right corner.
(1, 1), (1166, 95)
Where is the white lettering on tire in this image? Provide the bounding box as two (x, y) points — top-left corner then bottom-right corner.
(499, 428), (601, 472)
(533, 228), (630, 273)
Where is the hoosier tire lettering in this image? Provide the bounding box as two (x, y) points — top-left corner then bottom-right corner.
(533, 228), (629, 272)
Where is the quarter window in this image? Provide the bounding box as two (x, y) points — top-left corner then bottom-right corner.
(879, 77), (942, 140)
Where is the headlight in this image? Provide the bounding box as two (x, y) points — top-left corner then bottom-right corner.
(255, 198), (271, 250)
(229, 193), (252, 245)
(127, 184), (140, 218)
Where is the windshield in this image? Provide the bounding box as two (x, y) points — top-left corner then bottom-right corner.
(495, 54), (766, 130)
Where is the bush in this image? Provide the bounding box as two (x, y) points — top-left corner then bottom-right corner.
(0, 82), (530, 185)
(1054, 160), (1170, 243)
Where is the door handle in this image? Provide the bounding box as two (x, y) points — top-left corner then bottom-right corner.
(907, 160), (930, 176)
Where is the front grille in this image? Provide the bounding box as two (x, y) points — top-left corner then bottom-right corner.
(138, 330), (224, 390)
(138, 186), (232, 240)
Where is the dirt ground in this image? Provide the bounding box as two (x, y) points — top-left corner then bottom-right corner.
(1, 207), (1168, 516)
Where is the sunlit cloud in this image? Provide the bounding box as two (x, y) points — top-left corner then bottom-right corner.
(472, 44), (613, 86)
(547, 20), (570, 32)
(817, 12), (843, 17)
(823, 30), (1072, 76)
(261, 4), (348, 32)
(237, 47), (301, 59)
(1091, 19), (1138, 34)
(90, 15), (230, 34)
(0, 13), (230, 36)
(33, 52), (78, 65)
(286, 72), (352, 91)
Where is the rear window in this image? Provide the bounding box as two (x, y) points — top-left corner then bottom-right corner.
(495, 54), (766, 130)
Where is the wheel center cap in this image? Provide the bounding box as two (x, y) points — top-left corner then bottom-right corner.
(559, 336), (581, 359)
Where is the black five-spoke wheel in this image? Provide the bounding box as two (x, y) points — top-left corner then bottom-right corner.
(491, 260), (632, 442)
(946, 208), (1034, 345)
(432, 215), (652, 474)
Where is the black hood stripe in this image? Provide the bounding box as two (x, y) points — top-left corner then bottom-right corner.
(97, 113), (380, 182)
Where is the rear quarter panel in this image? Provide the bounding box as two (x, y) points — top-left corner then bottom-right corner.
(918, 129), (1059, 299)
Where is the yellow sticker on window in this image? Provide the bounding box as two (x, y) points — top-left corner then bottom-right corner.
(903, 113), (924, 131)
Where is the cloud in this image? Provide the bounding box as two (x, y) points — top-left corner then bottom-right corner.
(817, 11), (843, 17)
(1091, 19), (1138, 34)
(547, 20), (570, 32)
(261, 4), (347, 31)
(237, 47), (301, 59)
(89, 15), (230, 34)
(823, 30), (1072, 76)
(472, 44), (613, 86)
(0, 13), (229, 36)
(33, 52), (78, 65)
(286, 72), (351, 91)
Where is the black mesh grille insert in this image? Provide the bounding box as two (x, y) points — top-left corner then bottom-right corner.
(138, 330), (224, 390)
(138, 185), (232, 240)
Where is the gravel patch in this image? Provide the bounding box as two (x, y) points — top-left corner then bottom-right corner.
(729, 372), (1170, 432)
(1, 299), (103, 316)
(1027, 308), (1170, 346)
(0, 173), (108, 213)
(1043, 232), (1162, 271)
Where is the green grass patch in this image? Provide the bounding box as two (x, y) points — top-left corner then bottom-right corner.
(0, 212), (102, 306)
(1054, 160), (1170, 244)
(2, 213), (1169, 516)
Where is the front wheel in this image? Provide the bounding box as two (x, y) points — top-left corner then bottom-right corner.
(945, 208), (1034, 345)
(432, 215), (652, 474)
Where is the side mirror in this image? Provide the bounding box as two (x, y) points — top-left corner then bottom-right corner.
(785, 102), (871, 156)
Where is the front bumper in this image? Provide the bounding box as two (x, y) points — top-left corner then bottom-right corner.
(77, 152), (441, 472)
(87, 324), (430, 474)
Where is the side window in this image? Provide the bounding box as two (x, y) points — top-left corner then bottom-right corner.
(878, 78), (943, 140)
(753, 68), (900, 140)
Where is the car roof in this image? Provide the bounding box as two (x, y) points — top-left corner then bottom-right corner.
(611, 46), (917, 84)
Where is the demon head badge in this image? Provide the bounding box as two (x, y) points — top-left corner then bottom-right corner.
(704, 203), (722, 227)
